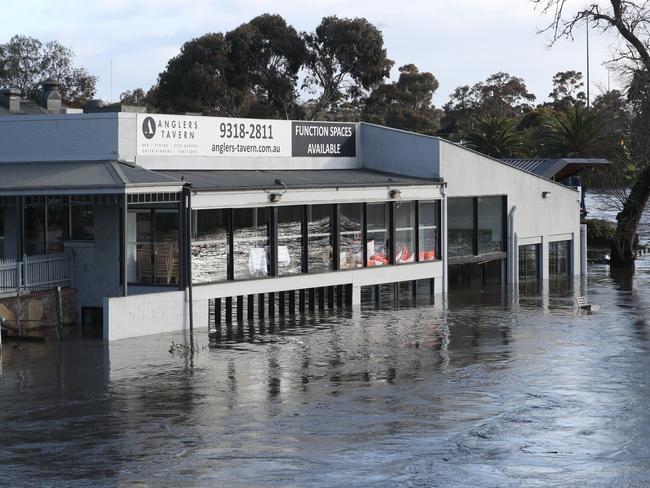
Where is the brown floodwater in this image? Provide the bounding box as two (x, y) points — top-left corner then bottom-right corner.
(2, 259), (650, 487)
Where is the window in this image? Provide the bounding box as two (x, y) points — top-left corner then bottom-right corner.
(233, 208), (269, 279)
(127, 208), (180, 285)
(448, 198), (474, 257)
(46, 205), (66, 252)
(366, 203), (389, 266)
(549, 240), (570, 278)
(24, 205), (45, 255)
(0, 207), (4, 259)
(339, 203), (363, 269)
(192, 209), (228, 284)
(519, 244), (540, 282)
(478, 197), (504, 253)
(395, 201), (415, 264)
(278, 206), (303, 276)
(69, 206), (94, 241)
(307, 205), (333, 273)
(418, 200), (439, 261)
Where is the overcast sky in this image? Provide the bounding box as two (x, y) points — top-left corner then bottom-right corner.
(2, 0), (623, 106)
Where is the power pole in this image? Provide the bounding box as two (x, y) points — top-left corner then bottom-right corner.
(586, 19), (591, 108)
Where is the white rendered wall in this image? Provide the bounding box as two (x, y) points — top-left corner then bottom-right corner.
(103, 290), (208, 341)
(438, 141), (581, 276)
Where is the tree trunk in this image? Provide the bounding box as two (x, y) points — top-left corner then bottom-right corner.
(610, 163), (650, 266)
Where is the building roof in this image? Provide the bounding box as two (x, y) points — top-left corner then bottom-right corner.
(0, 98), (49, 116)
(501, 158), (610, 180)
(0, 161), (182, 195)
(157, 169), (441, 191)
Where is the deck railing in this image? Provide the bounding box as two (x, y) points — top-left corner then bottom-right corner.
(0, 253), (73, 298)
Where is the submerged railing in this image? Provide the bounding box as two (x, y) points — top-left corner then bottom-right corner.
(0, 253), (73, 298)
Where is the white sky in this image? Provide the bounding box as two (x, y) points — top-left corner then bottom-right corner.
(1, 0), (623, 106)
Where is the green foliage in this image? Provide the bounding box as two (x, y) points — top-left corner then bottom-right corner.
(585, 218), (615, 244)
(464, 116), (523, 158)
(0, 34), (97, 107)
(543, 106), (625, 159)
(119, 88), (147, 106)
(547, 70), (586, 110)
(362, 64), (440, 134)
(226, 14), (306, 119)
(303, 16), (393, 120)
(441, 72), (536, 139)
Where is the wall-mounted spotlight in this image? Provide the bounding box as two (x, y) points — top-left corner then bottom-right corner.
(390, 189), (402, 199)
(269, 192), (283, 203)
(542, 191), (552, 199)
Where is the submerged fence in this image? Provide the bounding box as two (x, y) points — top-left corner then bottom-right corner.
(0, 253), (72, 298)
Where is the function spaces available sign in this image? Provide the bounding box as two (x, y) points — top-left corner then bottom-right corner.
(291, 121), (356, 157)
(136, 114), (356, 159)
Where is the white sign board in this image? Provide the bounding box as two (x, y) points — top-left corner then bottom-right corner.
(136, 114), (356, 159)
(137, 114), (291, 158)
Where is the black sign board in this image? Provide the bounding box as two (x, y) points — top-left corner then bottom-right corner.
(291, 122), (356, 157)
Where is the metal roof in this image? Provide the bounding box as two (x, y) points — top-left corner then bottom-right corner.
(157, 169), (441, 191)
(0, 161), (182, 195)
(501, 158), (610, 179)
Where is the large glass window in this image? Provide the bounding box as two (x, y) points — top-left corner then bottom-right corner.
(278, 206), (303, 276)
(478, 197), (504, 253)
(519, 244), (540, 282)
(127, 208), (179, 285)
(307, 205), (333, 273)
(339, 203), (363, 269)
(448, 198), (474, 257)
(549, 240), (570, 278)
(233, 208), (269, 279)
(395, 201), (415, 264)
(192, 209), (228, 284)
(419, 200), (439, 261)
(366, 203), (389, 266)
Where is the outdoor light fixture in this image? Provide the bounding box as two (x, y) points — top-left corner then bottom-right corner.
(542, 191), (552, 199)
(269, 192), (283, 203)
(390, 189), (402, 199)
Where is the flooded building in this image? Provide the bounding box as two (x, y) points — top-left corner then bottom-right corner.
(0, 103), (583, 340)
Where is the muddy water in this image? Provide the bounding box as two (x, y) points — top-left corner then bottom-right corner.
(2, 260), (650, 487)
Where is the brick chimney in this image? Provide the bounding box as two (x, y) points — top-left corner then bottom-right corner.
(0, 88), (21, 113)
(41, 78), (62, 113)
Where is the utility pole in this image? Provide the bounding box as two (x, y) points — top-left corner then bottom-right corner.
(586, 19), (591, 108)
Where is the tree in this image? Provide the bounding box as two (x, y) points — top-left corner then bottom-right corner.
(464, 116), (524, 158)
(441, 72), (536, 139)
(149, 33), (251, 116)
(363, 64), (441, 135)
(533, 0), (650, 266)
(0, 35), (97, 107)
(548, 70), (586, 109)
(120, 88), (147, 106)
(543, 105), (624, 159)
(303, 16), (393, 120)
(226, 14), (306, 119)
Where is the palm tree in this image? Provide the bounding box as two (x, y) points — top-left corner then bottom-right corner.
(464, 116), (523, 158)
(543, 106), (624, 159)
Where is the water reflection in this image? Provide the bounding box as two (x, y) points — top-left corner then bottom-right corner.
(2, 259), (650, 486)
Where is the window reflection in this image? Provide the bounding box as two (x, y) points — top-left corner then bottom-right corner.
(339, 203), (363, 269)
(418, 200), (439, 261)
(234, 208), (269, 279)
(448, 198), (474, 257)
(395, 201), (415, 264)
(478, 197), (503, 253)
(307, 205), (332, 272)
(192, 209), (228, 284)
(278, 206), (303, 276)
(366, 203), (389, 266)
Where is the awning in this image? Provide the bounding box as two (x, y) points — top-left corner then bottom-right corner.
(501, 158), (611, 180)
(158, 169), (442, 192)
(0, 161), (183, 196)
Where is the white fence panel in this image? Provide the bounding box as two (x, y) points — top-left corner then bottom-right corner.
(0, 253), (72, 297)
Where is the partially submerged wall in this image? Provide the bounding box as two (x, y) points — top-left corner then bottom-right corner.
(0, 288), (76, 331)
(103, 290), (208, 341)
